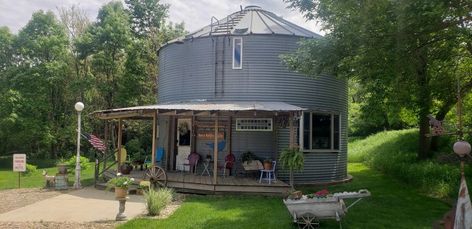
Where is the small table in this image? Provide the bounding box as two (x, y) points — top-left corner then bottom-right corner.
(201, 159), (213, 176)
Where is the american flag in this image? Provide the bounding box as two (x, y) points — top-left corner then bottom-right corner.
(83, 133), (107, 152)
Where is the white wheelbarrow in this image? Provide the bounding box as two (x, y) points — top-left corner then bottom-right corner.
(283, 189), (371, 229)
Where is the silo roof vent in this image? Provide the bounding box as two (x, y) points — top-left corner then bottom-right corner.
(162, 5), (321, 47)
(244, 5), (262, 10)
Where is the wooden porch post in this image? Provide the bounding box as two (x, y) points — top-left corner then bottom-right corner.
(289, 113), (294, 148)
(151, 111), (157, 167)
(103, 120), (108, 172)
(117, 118), (123, 171)
(213, 114), (218, 184)
(228, 116), (232, 154)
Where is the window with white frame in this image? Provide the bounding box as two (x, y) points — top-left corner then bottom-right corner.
(300, 112), (340, 151)
(236, 118), (272, 131)
(232, 37), (242, 69)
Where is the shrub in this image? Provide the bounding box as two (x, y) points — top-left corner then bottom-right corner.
(144, 188), (174, 216)
(65, 155), (90, 172)
(22, 163), (37, 176)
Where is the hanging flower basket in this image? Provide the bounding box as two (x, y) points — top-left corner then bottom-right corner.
(178, 122), (190, 135)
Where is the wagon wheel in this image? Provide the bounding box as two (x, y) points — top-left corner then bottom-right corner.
(144, 166), (167, 188)
(296, 213), (319, 229)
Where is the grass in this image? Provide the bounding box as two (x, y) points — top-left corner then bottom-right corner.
(0, 156), (95, 190)
(349, 129), (471, 198)
(120, 163), (450, 229)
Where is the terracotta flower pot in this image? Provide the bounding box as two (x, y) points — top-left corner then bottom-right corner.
(115, 187), (128, 198)
(57, 163), (68, 175)
(263, 161), (272, 170)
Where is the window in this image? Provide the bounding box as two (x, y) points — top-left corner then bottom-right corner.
(236, 118), (272, 131)
(300, 112), (340, 151)
(232, 37), (242, 69)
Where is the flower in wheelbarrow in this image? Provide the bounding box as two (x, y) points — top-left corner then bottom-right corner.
(314, 189), (330, 198)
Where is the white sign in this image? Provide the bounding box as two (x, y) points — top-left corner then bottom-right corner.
(13, 154), (26, 172)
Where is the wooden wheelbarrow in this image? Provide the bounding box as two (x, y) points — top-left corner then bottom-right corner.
(283, 189), (371, 229)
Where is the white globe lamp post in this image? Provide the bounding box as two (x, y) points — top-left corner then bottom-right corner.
(73, 102), (84, 189)
(453, 141), (471, 158)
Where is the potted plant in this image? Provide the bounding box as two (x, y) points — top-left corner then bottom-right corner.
(279, 148), (305, 190)
(263, 158), (273, 170)
(120, 162), (133, 174)
(137, 181), (150, 195)
(57, 158), (68, 175)
(240, 151), (256, 163)
(106, 173), (135, 198)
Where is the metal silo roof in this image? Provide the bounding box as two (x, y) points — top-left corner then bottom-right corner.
(164, 5), (321, 46)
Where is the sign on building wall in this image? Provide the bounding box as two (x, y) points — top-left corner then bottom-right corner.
(13, 154), (26, 172)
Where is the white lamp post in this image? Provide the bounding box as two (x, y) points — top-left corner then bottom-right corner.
(73, 102), (84, 189)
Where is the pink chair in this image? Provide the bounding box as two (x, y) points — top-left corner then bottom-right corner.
(184, 152), (200, 174)
(218, 153), (235, 177)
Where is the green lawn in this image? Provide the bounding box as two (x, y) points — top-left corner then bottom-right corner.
(120, 163), (450, 229)
(0, 156), (95, 190)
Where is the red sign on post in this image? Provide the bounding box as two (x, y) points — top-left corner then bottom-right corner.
(13, 154), (26, 172)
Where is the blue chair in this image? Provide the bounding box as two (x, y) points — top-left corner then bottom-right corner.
(145, 147), (165, 166)
(156, 147), (164, 166)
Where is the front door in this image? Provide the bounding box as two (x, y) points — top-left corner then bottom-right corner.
(176, 118), (191, 171)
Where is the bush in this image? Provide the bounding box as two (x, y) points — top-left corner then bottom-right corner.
(349, 129), (471, 199)
(144, 188), (174, 216)
(22, 163), (37, 176)
(65, 156), (90, 173)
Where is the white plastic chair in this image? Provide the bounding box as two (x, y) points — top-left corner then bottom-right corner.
(259, 161), (277, 184)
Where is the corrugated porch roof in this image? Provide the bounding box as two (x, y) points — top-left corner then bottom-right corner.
(93, 101), (305, 120)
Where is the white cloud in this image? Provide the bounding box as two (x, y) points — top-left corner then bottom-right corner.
(0, 0), (323, 35)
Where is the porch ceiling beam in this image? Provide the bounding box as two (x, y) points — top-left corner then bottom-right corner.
(95, 110), (154, 120)
(158, 110), (177, 116)
(193, 111), (210, 116)
(175, 110), (194, 116)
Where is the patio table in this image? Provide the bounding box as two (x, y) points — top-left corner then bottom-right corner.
(201, 159), (213, 176)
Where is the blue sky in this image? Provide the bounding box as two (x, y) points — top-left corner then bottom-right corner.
(0, 0), (323, 35)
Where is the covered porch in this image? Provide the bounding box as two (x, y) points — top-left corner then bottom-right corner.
(124, 169), (291, 195)
(93, 101), (304, 195)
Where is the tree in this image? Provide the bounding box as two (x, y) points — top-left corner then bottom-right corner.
(283, 0), (472, 159)
(125, 0), (185, 101)
(9, 11), (70, 158)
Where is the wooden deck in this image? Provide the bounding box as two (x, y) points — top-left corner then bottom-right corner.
(126, 170), (291, 195)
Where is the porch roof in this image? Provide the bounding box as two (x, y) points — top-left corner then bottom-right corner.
(93, 101), (305, 120)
